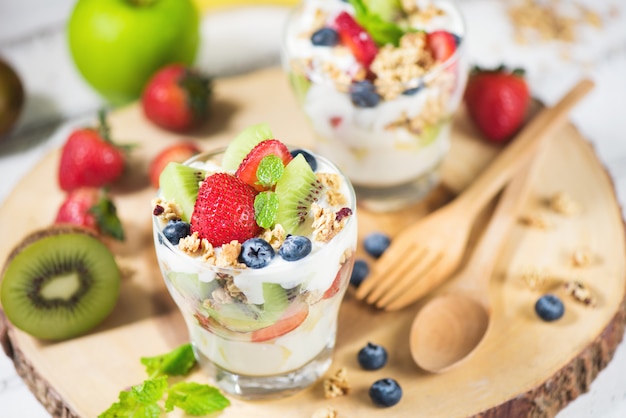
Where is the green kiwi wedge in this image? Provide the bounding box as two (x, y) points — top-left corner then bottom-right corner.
(221, 122), (273, 171)
(0, 225), (121, 341)
(159, 162), (207, 222)
(274, 154), (323, 234)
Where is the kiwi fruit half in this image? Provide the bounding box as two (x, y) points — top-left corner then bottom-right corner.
(274, 154), (323, 234)
(0, 225), (121, 341)
(159, 162), (207, 222)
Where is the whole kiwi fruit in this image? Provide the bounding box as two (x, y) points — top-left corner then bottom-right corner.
(0, 225), (121, 340)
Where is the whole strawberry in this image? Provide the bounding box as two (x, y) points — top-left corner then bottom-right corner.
(191, 173), (261, 247)
(149, 142), (201, 189)
(142, 64), (212, 132)
(55, 187), (124, 240)
(59, 111), (128, 191)
(464, 66), (530, 143)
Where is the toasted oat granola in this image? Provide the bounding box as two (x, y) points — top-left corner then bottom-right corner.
(549, 191), (580, 216)
(519, 212), (551, 229)
(312, 203), (347, 243)
(571, 248), (593, 268)
(152, 197), (183, 222)
(323, 367), (350, 398)
(312, 407), (338, 418)
(564, 280), (596, 306)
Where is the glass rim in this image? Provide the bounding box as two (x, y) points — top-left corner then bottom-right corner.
(152, 145), (358, 274)
(281, 0), (467, 92)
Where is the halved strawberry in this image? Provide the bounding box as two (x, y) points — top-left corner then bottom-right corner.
(235, 139), (293, 191)
(322, 256), (354, 299)
(149, 142), (201, 188)
(426, 30), (457, 62)
(251, 302), (309, 342)
(333, 11), (378, 68)
(190, 172), (261, 246)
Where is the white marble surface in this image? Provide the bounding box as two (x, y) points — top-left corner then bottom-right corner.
(1, 1), (626, 417)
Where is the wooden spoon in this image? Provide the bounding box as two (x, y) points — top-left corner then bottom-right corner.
(409, 153), (542, 373)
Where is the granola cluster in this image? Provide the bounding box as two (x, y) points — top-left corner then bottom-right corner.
(323, 367), (351, 398)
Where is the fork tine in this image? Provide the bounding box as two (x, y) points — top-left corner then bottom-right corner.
(374, 251), (443, 308)
(383, 260), (455, 311)
(364, 248), (431, 304)
(354, 242), (423, 299)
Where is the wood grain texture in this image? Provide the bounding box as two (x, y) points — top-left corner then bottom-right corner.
(0, 67), (624, 418)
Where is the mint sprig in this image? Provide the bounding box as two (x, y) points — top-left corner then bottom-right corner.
(256, 154), (285, 189)
(254, 191), (279, 229)
(100, 344), (230, 417)
(348, 0), (408, 47)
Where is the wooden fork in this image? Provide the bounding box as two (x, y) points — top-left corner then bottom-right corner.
(355, 78), (594, 311)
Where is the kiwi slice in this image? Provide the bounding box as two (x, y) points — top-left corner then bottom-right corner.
(166, 271), (216, 303)
(221, 123), (273, 171)
(202, 282), (291, 333)
(289, 72), (311, 106)
(0, 225), (121, 341)
(274, 154), (322, 234)
(159, 162), (207, 222)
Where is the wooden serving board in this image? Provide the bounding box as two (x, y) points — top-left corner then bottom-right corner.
(1, 67), (624, 418)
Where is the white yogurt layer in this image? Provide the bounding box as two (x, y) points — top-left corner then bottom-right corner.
(283, 0), (467, 187)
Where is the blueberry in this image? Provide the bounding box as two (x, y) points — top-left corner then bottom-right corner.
(311, 27), (339, 46)
(350, 80), (381, 108)
(162, 220), (190, 245)
(350, 259), (369, 287)
(358, 342), (388, 370)
(535, 294), (565, 321)
(290, 148), (318, 171)
(363, 232), (391, 259)
(369, 378), (402, 407)
(239, 238), (275, 269)
(279, 235), (312, 261)
(451, 33), (462, 46)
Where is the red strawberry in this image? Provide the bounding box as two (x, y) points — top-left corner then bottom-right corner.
(426, 30), (457, 62)
(235, 139), (293, 191)
(251, 302), (309, 342)
(149, 142), (201, 188)
(190, 173), (261, 246)
(464, 66), (530, 143)
(59, 112), (128, 191)
(142, 64), (212, 132)
(322, 255), (354, 299)
(55, 187), (124, 240)
(334, 11), (378, 68)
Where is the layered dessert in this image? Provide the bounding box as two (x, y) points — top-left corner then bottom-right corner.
(151, 123), (357, 397)
(282, 0), (467, 198)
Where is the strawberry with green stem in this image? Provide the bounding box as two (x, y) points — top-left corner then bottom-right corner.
(58, 110), (132, 191)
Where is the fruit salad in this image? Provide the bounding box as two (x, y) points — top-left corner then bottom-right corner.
(151, 123), (357, 398)
(282, 0), (467, 209)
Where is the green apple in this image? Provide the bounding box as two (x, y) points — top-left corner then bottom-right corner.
(67, 0), (200, 106)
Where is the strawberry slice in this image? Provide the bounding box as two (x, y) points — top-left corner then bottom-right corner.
(333, 11), (378, 68)
(251, 302), (309, 343)
(190, 173), (261, 246)
(235, 139), (293, 191)
(322, 255), (354, 299)
(426, 30), (457, 62)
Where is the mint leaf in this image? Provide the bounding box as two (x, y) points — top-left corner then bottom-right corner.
(256, 154), (285, 188)
(140, 343), (196, 379)
(348, 0), (407, 46)
(90, 190), (125, 241)
(165, 382), (231, 415)
(254, 191), (279, 229)
(98, 377), (168, 418)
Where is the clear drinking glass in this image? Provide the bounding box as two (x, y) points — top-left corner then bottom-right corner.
(282, 0), (468, 211)
(152, 148), (357, 400)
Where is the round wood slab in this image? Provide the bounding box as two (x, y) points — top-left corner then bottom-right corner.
(0, 67), (624, 417)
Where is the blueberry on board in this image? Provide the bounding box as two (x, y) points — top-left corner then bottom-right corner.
(350, 259), (370, 287)
(535, 294), (565, 321)
(358, 342), (388, 370)
(350, 80), (381, 108)
(311, 27), (340, 46)
(363, 232), (391, 258)
(239, 238), (275, 269)
(290, 148), (318, 171)
(279, 235), (312, 261)
(369, 378), (402, 407)
(162, 219), (190, 245)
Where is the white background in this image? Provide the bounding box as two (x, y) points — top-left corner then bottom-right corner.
(1, 0), (626, 417)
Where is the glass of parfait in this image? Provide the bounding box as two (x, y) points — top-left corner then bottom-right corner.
(282, 0), (468, 211)
(151, 124), (357, 400)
